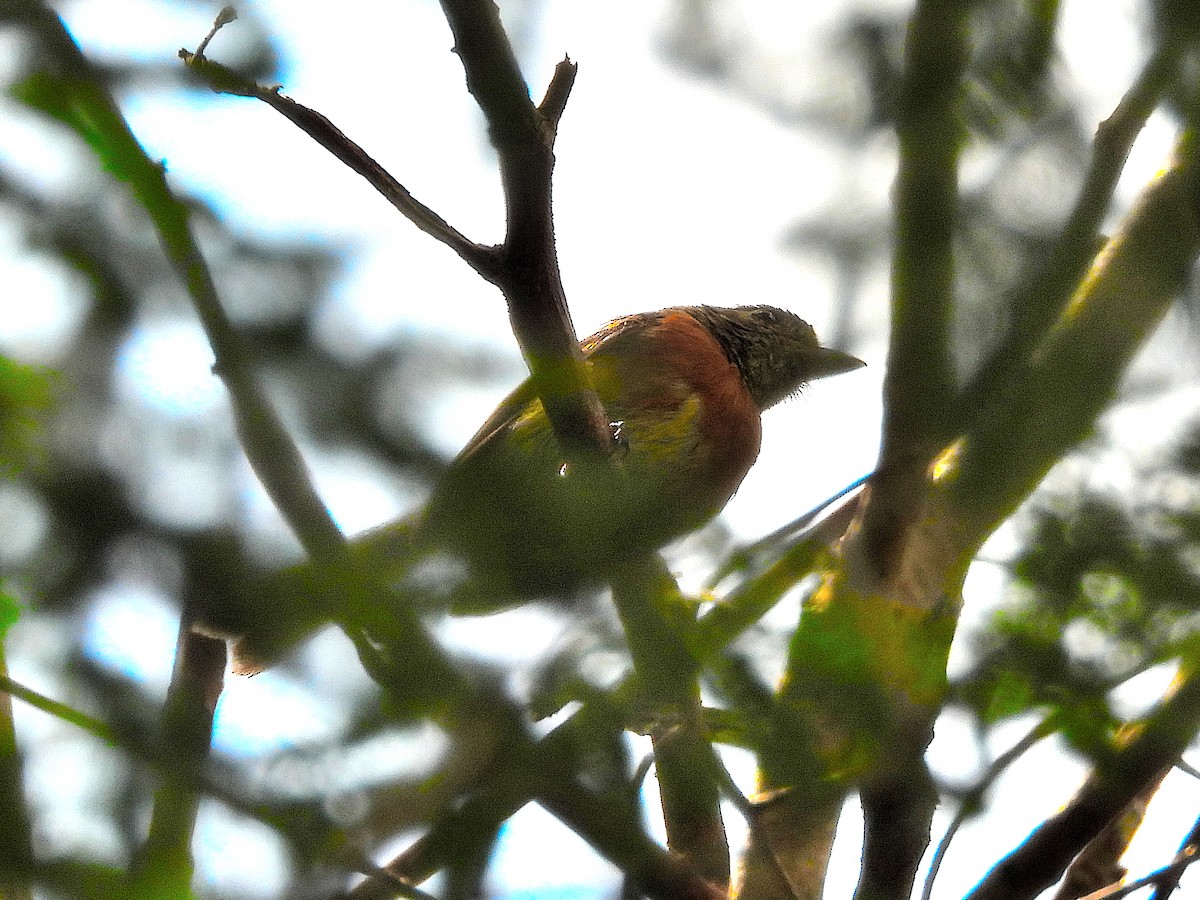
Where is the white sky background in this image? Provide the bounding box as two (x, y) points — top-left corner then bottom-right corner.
(3, 0), (1200, 898)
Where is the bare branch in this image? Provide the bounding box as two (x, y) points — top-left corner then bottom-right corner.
(438, 0), (614, 465)
(179, 50), (497, 276)
(922, 718), (1053, 900)
(537, 56), (579, 138)
(1074, 832), (1199, 900)
(1054, 764), (1166, 899)
(183, 2), (612, 468)
(965, 670), (1200, 900)
(1147, 814), (1200, 900)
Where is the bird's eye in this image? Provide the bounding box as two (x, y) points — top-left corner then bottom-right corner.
(752, 309), (776, 324)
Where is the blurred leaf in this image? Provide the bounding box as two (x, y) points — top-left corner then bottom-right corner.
(0, 590), (19, 640)
(0, 355), (55, 475)
(957, 423), (1200, 747)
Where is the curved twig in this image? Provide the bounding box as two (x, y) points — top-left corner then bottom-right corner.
(921, 717), (1053, 900)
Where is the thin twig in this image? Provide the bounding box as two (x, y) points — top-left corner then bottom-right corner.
(1078, 845), (1198, 900)
(347, 852), (441, 900)
(692, 488), (863, 660)
(194, 4), (236, 58)
(179, 50), (495, 275)
(708, 471), (870, 587)
(921, 717), (1054, 900)
(537, 56), (579, 138)
(713, 754), (806, 900)
(713, 756), (754, 821)
(0, 673), (117, 744)
(1176, 759), (1200, 781)
(633, 752), (656, 791)
(1147, 813), (1200, 900)
(966, 669), (1200, 900)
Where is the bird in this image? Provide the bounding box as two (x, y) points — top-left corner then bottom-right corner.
(213, 304), (864, 672)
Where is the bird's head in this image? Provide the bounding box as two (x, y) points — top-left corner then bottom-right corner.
(685, 304), (865, 410)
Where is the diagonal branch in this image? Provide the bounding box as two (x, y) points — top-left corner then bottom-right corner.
(965, 668), (1200, 900)
(183, 3), (613, 472)
(179, 48), (497, 276)
(1147, 814), (1200, 900)
(921, 717), (1053, 900)
(957, 42), (1179, 430)
(952, 131), (1200, 533)
(1054, 761), (1167, 899)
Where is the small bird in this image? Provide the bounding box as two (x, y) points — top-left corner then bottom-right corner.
(216, 304), (863, 671)
(420, 304), (863, 602)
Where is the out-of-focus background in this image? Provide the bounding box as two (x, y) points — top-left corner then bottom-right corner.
(3, 1), (1200, 897)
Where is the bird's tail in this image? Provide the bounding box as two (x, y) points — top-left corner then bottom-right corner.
(197, 515), (426, 675)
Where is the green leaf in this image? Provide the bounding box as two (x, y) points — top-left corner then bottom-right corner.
(0, 590), (19, 640)
(0, 355), (56, 476)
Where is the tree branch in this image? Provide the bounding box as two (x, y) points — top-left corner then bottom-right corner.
(0, 640), (33, 900)
(957, 42), (1179, 431)
(859, 0), (969, 581)
(537, 57), (579, 138)
(352, 500), (855, 898)
(536, 782), (728, 900)
(179, 48), (497, 276)
(31, 13), (540, 891)
(611, 558), (730, 887)
(1146, 813), (1200, 900)
(183, 2), (612, 475)
(921, 717), (1053, 900)
(966, 668), (1200, 900)
(438, 0), (614, 465)
(1054, 762), (1166, 899)
(952, 132), (1200, 533)
(131, 623), (226, 897)
(346, 701), (726, 900)
(854, 722), (938, 900)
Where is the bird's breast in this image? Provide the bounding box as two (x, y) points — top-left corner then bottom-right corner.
(600, 311), (763, 516)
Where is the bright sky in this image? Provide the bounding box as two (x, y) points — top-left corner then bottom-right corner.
(2, 1), (1196, 898)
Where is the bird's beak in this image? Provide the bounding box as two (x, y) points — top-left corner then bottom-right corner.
(807, 346), (866, 380)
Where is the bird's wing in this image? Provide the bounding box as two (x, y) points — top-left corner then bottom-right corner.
(453, 312), (663, 464)
(454, 378), (541, 462)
